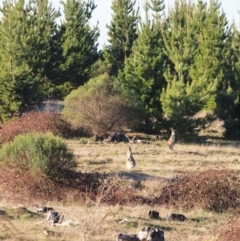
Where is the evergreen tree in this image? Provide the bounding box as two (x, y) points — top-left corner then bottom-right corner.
(59, 0), (99, 88)
(189, 0), (232, 111)
(221, 23), (240, 139)
(25, 0), (62, 99)
(0, 0), (43, 121)
(121, 0), (166, 132)
(231, 24), (240, 105)
(160, 0), (198, 123)
(103, 0), (139, 77)
(159, 0), (233, 140)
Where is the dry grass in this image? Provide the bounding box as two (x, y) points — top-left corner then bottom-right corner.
(1, 138), (240, 240)
(68, 139), (240, 178)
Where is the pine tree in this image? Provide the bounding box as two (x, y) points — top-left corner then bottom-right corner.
(159, 0), (210, 140)
(103, 0), (139, 77)
(0, 0), (42, 121)
(159, 0), (233, 140)
(59, 0), (99, 88)
(25, 0), (62, 99)
(121, 0), (166, 131)
(221, 23), (240, 139)
(189, 0), (232, 111)
(160, 0), (197, 118)
(231, 24), (240, 104)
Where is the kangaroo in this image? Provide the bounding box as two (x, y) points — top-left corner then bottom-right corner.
(167, 128), (176, 153)
(126, 145), (136, 169)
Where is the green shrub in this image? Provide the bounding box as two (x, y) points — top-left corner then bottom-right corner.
(0, 132), (77, 178)
(62, 73), (145, 137)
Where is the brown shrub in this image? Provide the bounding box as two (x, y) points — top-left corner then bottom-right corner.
(0, 111), (82, 145)
(1, 167), (240, 209)
(0, 167), (148, 205)
(0, 167), (102, 204)
(154, 170), (240, 212)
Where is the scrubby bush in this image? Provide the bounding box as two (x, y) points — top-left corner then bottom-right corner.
(62, 73), (145, 137)
(155, 170), (240, 212)
(0, 132), (77, 179)
(0, 112), (84, 145)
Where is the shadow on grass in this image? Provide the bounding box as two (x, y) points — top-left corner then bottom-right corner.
(139, 220), (173, 231)
(190, 217), (208, 223)
(115, 171), (166, 181)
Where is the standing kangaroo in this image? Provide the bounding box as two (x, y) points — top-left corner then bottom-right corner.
(126, 145), (136, 169)
(167, 128), (176, 152)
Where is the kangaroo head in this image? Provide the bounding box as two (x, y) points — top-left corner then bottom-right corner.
(170, 128), (175, 135)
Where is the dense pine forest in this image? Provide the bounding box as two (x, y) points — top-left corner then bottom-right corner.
(0, 0), (240, 140)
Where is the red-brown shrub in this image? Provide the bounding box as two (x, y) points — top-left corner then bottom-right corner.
(0, 167), (147, 205)
(154, 170), (240, 212)
(0, 111), (81, 145)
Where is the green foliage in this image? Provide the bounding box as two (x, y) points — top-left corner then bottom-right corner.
(161, 72), (214, 141)
(59, 0), (99, 88)
(159, 0), (202, 137)
(0, 0), (62, 119)
(159, 0), (233, 139)
(219, 24), (240, 139)
(103, 0), (139, 76)
(62, 73), (145, 136)
(0, 132), (76, 178)
(122, 0), (166, 132)
(25, 0), (62, 99)
(89, 58), (111, 79)
(0, 75), (22, 122)
(0, 0), (43, 121)
(189, 0), (231, 111)
(54, 81), (73, 98)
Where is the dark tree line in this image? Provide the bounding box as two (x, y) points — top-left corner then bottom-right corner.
(0, 0), (99, 122)
(1, 0), (240, 140)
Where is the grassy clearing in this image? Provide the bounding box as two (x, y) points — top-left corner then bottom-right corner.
(67, 139), (240, 178)
(0, 138), (240, 240)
